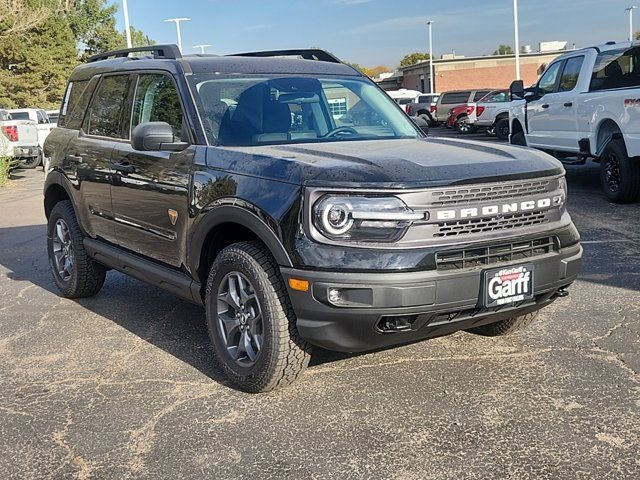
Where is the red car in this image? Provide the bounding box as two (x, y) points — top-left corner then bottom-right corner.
(446, 104), (479, 134)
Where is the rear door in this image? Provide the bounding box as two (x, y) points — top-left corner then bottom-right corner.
(110, 72), (195, 267)
(72, 73), (133, 243)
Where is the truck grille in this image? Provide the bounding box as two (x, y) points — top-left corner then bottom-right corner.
(435, 210), (550, 238)
(431, 180), (550, 206)
(436, 237), (557, 271)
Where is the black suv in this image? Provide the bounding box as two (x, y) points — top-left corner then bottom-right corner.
(44, 45), (582, 393)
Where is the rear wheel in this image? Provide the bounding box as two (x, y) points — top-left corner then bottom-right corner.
(455, 116), (476, 134)
(599, 138), (640, 203)
(19, 153), (41, 169)
(47, 201), (106, 298)
(495, 118), (510, 141)
(205, 241), (311, 393)
(467, 312), (539, 337)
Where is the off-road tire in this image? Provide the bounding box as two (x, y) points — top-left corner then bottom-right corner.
(466, 312), (539, 337)
(47, 201), (106, 298)
(205, 241), (312, 393)
(599, 138), (640, 203)
(495, 118), (510, 141)
(510, 131), (527, 146)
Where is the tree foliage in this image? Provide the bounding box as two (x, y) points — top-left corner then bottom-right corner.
(635, 30), (640, 40)
(493, 44), (514, 55)
(0, 0), (154, 109)
(399, 52), (430, 68)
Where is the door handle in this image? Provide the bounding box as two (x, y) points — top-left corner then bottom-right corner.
(66, 154), (83, 164)
(113, 162), (135, 174)
(541, 104), (550, 109)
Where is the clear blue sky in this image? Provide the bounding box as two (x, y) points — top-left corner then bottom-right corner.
(112, 0), (635, 67)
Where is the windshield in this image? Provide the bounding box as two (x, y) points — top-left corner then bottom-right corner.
(189, 75), (421, 146)
(10, 112), (29, 120)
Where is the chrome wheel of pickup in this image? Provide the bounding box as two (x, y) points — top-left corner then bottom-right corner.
(52, 219), (74, 281)
(216, 272), (264, 366)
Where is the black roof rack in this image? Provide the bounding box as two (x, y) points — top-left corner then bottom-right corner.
(87, 44), (182, 63)
(228, 49), (342, 64)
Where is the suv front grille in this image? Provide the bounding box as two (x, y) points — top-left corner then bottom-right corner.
(436, 237), (557, 271)
(435, 210), (550, 238)
(431, 180), (550, 206)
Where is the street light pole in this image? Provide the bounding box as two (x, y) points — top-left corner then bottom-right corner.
(194, 44), (212, 54)
(626, 6), (638, 42)
(513, 0), (521, 80)
(122, 0), (132, 48)
(164, 18), (191, 53)
(427, 21), (434, 94)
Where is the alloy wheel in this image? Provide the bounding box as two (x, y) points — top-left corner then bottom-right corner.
(216, 272), (264, 366)
(52, 219), (74, 281)
(604, 153), (621, 193)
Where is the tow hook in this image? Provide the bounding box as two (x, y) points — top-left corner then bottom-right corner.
(556, 287), (570, 298)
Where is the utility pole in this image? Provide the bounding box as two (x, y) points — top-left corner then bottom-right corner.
(164, 18), (191, 53)
(626, 6), (638, 42)
(513, 0), (521, 80)
(122, 0), (132, 48)
(194, 44), (212, 54)
(427, 21), (434, 93)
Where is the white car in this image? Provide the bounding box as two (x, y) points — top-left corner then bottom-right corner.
(509, 41), (640, 202)
(469, 90), (520, 140)
(8, 108), (55, 152)
(0, 109), (40, 168)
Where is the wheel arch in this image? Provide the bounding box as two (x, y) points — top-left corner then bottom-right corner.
(44, 171), (73, 220)
(189, 205), (293, 290)
(511, 118), (524, 135)
(595, 118), (624, 157)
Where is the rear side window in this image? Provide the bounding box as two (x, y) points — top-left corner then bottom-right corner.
(10, 112), (29, 120)
(88, 75), (131, 138)
(59, 79), (95, 130)
(590, 46), (640, 91)
(440, 92), (471, 104)
(559, 56), (584, 92)
(472, 90), (492, 101)
(131, 74), (184, 141)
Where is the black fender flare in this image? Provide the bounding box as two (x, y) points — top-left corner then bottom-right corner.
(189, 204), (294, 276)
(43, 170), (77, 219)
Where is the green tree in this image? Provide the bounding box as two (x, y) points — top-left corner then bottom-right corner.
(493, 44), (514, 55)
(635, 30), (640, 40)
(399, 52), (430, 68)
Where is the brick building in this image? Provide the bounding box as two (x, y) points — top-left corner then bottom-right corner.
(377, 51), (565, 93)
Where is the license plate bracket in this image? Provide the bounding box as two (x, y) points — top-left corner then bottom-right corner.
(482, 263), (535, 308)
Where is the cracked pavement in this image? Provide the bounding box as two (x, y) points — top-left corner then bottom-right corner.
(1, 138), (639, 478)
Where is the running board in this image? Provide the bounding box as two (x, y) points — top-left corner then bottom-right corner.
(84, 238), (203, 306)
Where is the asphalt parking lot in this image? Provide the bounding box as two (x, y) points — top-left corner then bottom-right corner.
(1, 132), (639, 479)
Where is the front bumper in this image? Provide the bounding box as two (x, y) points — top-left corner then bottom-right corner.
(282, 243), (582, 352)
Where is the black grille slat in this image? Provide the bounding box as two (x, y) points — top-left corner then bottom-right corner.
(434, 210), (551, 237)
(432, 180), (550, 206)
(436, 237), (557, 271)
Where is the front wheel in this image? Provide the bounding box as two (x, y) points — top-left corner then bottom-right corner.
(495, 118), (510, 141)
(205, 242), (311, 393)
(466, 312), (539, 337)
(599, 138), (640, 203)
(510, 131), (527, 146)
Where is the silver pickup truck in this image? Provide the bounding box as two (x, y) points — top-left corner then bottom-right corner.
(0, 109), (41, 168)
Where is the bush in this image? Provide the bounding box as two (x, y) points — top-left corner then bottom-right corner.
(0, 156), (16, 187)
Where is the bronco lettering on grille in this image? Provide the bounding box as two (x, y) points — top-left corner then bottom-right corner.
(435, 196), (563, 221)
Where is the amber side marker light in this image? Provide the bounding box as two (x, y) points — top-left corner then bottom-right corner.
(288, 278), (310, 292)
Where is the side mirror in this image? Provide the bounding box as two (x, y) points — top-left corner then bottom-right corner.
(509, 80), (525, 100)
(131, 122), (189, 152)
(410, 116), (429, 135)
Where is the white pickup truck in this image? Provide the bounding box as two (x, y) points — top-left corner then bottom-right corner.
(0, 109), (40, 168)
(509, 41), (640, 203)
(8, 108), (55, 153)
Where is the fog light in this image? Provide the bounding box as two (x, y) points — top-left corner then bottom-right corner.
(328, 288), (341, 304)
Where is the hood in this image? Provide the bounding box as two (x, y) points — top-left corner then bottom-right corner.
(207, 137), (564, 189)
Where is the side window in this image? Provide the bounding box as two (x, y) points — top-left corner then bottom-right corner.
(473, 90), (492, 102)
(88, 75), (131, 138)
(559, 56), (584, 92)
(441, 92), (471, 104)
(59, 79), (94, 130)
(590, 46), (640, 91)
(537, 61), (563, 95)
(131, 74), (184, 141)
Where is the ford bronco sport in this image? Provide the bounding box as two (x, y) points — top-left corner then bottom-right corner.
(43, 45), (582, 393)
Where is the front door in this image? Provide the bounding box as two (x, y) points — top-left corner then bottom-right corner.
(110, 72), (194, 268)
(526, 60), (565, 149)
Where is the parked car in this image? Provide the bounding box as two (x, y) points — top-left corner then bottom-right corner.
(9, 108), (55, 153)
(406, 93), (439, 126)
(446, 104), (478, 134)
(434, 89), (493, 123)
(510, 41), (640, 202)
(469, 89), (516, 140)
(44, 45), (582, 392)
(0, 109), (40, 168)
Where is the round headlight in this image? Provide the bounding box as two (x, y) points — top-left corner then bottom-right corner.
(320, 201), (354, 235)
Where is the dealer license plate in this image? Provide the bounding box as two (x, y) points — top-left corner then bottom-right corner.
(483, 264), (534, 308)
